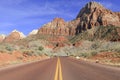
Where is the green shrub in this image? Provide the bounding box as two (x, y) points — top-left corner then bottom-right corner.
(90, 51), (98, 56)
(79, 53), (88, 58)
(91, 42), (100, 49)
(38, 46), (44, 51)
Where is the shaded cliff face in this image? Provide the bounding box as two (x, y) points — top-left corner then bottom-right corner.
(38, 2), (120, 37)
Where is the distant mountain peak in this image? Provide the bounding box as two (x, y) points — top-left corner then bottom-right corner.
(12, 29), (26, 38)
(53, 17), (65, 22)
(3, 30), (26, 42)
(0, 34), (6, 42)
(12, 29), (19, 33)
(77, 1), (105, 18)
(0, 34), (6, 39)
(76, 1), (120, 32)
(86, 1), (103, 9)
(42, 17), (66, 29)
(29, 29), (38, 36)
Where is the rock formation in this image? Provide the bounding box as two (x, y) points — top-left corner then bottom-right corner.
(38, 18), (69, 36)
(4, 30), (26, 42)
(76, 1), (120, 33)
(38, 1), (120, 37)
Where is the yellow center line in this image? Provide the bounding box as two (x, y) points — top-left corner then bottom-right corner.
(54, 57), (63, 80)
(54, 58), (59, 80)
(58, 58), (63, 80)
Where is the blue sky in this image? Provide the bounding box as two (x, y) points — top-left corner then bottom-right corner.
(0, 0), (119, 35)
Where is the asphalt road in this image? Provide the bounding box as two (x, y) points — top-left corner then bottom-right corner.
(0, 57), (120, 80)
(61, 57), (120, 80)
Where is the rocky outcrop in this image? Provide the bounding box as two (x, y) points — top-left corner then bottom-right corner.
(115, 12), (120, 20)
(38, 18), (69, 36)
(76, 1), (120, 33)
(38, 18), (81, 36)
(4, 30), (26, 42)
(0, 34), (6, 43)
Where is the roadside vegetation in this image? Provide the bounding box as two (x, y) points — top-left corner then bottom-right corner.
(55, 40), (120, 66)
(70, 26), (120, 43)
(0, 40), (51, 67)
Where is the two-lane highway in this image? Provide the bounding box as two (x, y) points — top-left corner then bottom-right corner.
(0, 57), (120, 80)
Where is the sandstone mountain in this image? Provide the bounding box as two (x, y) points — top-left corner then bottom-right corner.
(38, 17), (80, 36)
(76, 1), (120, 32)
(4, 30), (26, 42)
(38, 1), (120, 42)
(38, 18), (70, 36)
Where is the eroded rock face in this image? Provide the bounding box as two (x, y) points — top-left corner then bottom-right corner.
(76, 1), (120, 33)
(38, 18), (81, 36)
(38, 2), (120, 37)
(38, 18), (69, 36)
(4, 30), (26, 42)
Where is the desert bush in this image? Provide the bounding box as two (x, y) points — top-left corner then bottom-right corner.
(81, 52), (95, 58)
(38, 46), (44, 51)
(0, 43), (22, 53)
(22, 50), (34, 56)
(115, 49), (120, 53)
(5, 44), (16, 52)
(5, 46), (13, 51)
(90, 51), (98, 56)
(91, 41), (101, 50)
(79, 53), (88, 58)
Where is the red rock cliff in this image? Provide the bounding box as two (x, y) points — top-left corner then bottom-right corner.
(38, 2), (120, 36)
